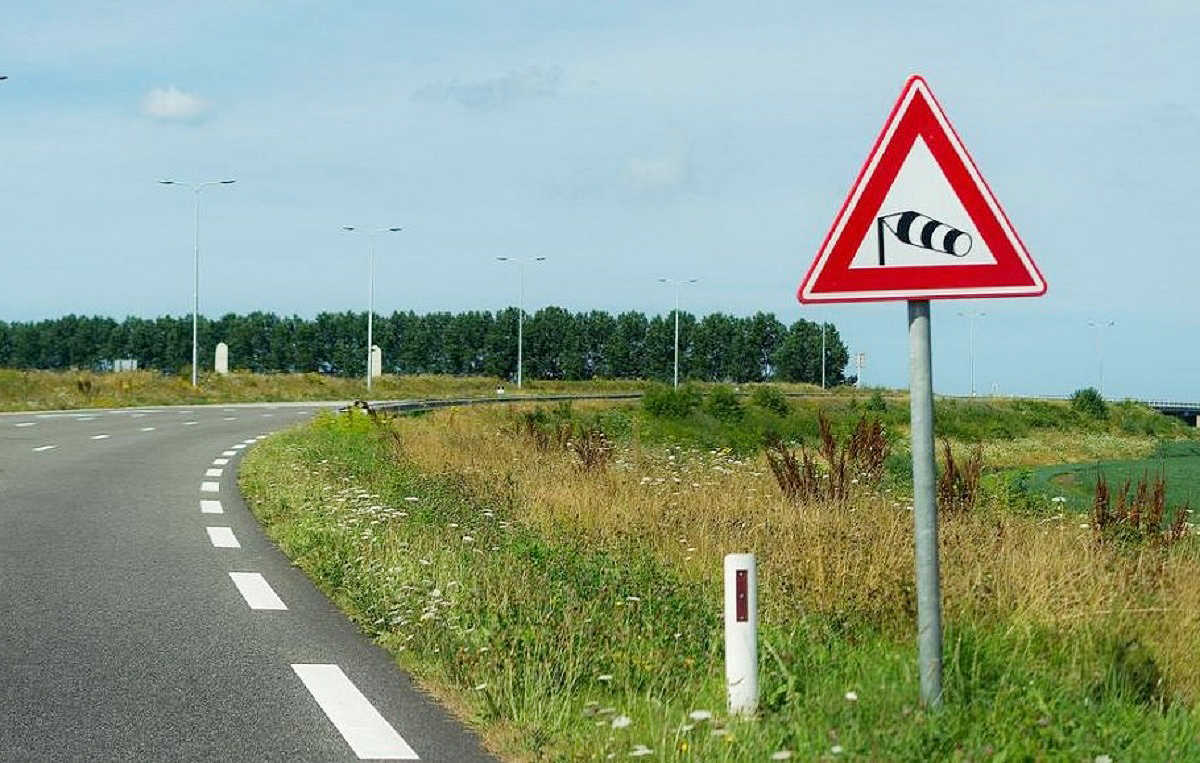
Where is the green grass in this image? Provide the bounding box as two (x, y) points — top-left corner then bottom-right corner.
(240, 410), (1200, 761)
(1031, 440), (1200, 514)
(0, 369), (645, 411)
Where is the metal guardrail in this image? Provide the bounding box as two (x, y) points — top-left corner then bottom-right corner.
(348, 392), (644, 415)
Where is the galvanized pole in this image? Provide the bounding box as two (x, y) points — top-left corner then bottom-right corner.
(908, 300), (943, 707)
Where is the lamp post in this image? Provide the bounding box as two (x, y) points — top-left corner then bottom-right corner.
(159, 178), (236, 387)
(497, 256), (546, 389)
(657, 278), (698, 388)
(343, 226), (402, 393)
(957, 310), (985, 397)
(1088, 320), (1115, 396)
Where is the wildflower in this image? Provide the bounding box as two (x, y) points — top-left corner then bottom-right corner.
(772, 752), (794, 761)
(625, 595), (641, 603)
(404, 496), (419, 502)
(611, 715), (632, 729)
(462, 535), (475, 543)
(832, 745), (844, 754)
(630, 745), (652, 757)
(473, 683), (487, 691)
(845, 691), (858, 702)
(678, 723), (694, 732)
(597, 674), (614, 682)
(1095, 756), (1113, 763)
(688, 710), (712, 722)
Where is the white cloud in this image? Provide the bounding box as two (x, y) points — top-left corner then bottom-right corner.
(413, 66), (562, 109)
(141, 85), (210, 121)
(627, 137), (693, 194)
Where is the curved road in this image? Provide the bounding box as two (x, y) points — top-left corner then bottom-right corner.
(0, 403), (497, 762)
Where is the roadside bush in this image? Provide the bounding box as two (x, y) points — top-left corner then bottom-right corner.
(641, 383), (702, 418)
(1072, 387), (1108, 419)
(704, 385), (744, 422)
(750, 384), (790, 416)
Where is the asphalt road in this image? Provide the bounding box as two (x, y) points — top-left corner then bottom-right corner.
(0, 403), (498, 762)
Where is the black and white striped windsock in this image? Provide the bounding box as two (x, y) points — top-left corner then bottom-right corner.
(879, 211), (972, 257)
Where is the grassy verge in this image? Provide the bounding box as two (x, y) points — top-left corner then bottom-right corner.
(241, 405), (1200, 760)
(0, 369), (644, 411)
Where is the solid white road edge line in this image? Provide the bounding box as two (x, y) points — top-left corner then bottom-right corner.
(228, 572), (287, 610)
(206, 527), (241, 548)
(291, 664), (419, 760)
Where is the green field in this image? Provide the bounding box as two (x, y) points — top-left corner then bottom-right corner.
(1031, 440), (1200, 514)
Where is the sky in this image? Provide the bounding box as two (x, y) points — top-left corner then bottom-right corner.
(1, 1), (1198, 401)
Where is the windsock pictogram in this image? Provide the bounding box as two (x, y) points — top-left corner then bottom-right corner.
(876, 211), (972, 265)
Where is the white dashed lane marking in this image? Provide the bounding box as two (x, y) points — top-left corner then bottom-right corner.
(221, 450), (237, 457)
(201, 482), (220, 493)
(232, 444), (247, 450)
(229, 572), (287, 610)
(206, 468), (223, 477)
(33, 445), (57, 452)
(224, 416), (238, 421)
(213, 458), (230, 466)
(15, 422), (35, 428)
(291, 664), (418, 760)
(183, 421), (198, 427)
(206, 527), (241, 548)
(200, 500), (224, 514)
(90, 434), (110, 440)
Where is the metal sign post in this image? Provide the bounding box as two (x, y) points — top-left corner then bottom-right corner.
(908, 300), (942, 706)
(797, 74), (1045, 708)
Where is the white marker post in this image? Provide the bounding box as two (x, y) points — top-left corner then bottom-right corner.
(724, 553), (758, 715)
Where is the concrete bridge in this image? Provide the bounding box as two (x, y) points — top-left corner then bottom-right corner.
(1145, 401), (1200, 426)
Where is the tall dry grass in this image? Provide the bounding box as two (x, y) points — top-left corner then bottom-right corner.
(386, 402), (1200, 702)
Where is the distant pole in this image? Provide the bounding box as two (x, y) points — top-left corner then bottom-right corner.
(658, 278), (698, 388)
(908, 300), (943, 707)
(159, 179), (237, 387)
(343, 226), (403, 393)
(1088, 320), (1114, 396)
(497, 256), (546, 388)
(958, 310), (985, 397)
(821, 320), (827, 389)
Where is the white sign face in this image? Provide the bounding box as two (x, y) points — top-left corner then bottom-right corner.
(848, 136), (997, 269)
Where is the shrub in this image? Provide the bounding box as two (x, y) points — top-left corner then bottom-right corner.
(938, 440), (984, 514)
(750, 384), (790, 416)
(1071, 387), (1108, 419)
(1091, 472), (1189, 547)
(704, 385), (744, 422)
(866, 389), (888, 412)
(641, 383), (702, 418)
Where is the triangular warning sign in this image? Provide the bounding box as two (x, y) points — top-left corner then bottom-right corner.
(798, 75), (1046, 303)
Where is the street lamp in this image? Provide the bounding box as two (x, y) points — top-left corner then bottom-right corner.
(657, 278), (698, 388)
(159, 178), (236, 387)
(343, 226), (402, 393)
(1088, 320), (1115, 396)
(957, 310), (985, 397)
(497, 256), (546, 389)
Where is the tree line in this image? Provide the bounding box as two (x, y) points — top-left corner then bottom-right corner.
(0, 309), (850, 384)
